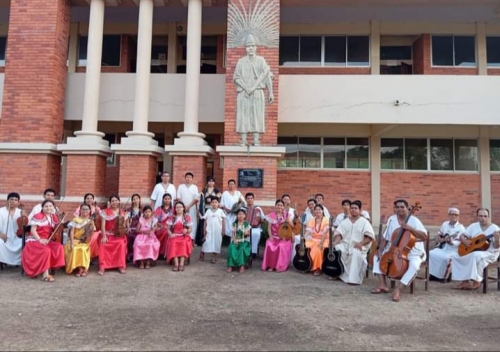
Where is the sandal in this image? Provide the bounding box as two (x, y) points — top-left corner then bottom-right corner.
(211, 258), (217, 264)
(145, 263), (151, 269)
(75, 268), (83, 277)
(392, 290), (401, 302)
(118, 268), (127, 274)
(199, 252), (205, 261)
(226, 267), (233, 273)
(371, 287), (389, 294)
(97, 270), (105, 276)
(42, 275), (55, 282)
(81, 270), (88, 277)
(172, 265), (179, 272)
(179, 264), (185, 272)
(139, 262), (145, 269)
(313, 270), (322, 277)
(239, 266), (245, 274)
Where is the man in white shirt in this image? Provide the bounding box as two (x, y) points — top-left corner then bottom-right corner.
(0, 192), (23, 266)
(429, 207), (465, 281)
(334, 199), (351, 228)
(150, 172), (177, 211)
(221, 179), (246, 237)
(302, 198), (317, 225)
(281, 194), (295, 218)
(28, 188), (57, 220)
(452, 208), (500, 290)
(177, 172), (199, 242)
(315, 193), (330, 218)
(372, 199), (428, 302)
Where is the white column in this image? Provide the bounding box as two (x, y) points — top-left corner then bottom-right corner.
(480, 126), (491, 210)
(370, 132), (381, 227)
(177, 0), (206, 144)
(68, 23), (79, 73)
(127, 0), (154, 138)
(77, 0), (105, 137)
(167, 22), (178, 74)
(477, 22), (488, 76)
(371, 21), (380, 75)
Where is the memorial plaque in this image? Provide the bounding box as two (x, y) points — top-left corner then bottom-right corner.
(238, 169), (264, 188)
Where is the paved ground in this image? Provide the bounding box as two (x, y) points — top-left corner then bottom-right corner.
(1, 246), (499, 351)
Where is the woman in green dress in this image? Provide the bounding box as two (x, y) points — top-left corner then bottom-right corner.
(226, 208), (251, 274)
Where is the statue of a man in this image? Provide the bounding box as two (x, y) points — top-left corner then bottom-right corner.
(233, 34), (274, 147)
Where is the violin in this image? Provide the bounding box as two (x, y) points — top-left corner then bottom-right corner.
(113, 213), (127, 236)
(292, 211), (302, 235)
(278, 213), (293, 240)
(47, 212), (67, 243)
(16, 204), (29, 238)
(379, 202), (422, 279)
(79, 220), (95, 244)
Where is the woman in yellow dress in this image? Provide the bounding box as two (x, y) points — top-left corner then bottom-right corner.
(65, 204), (95, 277)
(305, 204), (330, 276)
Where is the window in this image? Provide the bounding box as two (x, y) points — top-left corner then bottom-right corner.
(380, 46), (412, 61)
(487, 37), (500, 67)
(178, 35), (218, 73)
(151, 36), (168, 73)
(78, 35), (122, 67)
(0, 37), (6, 66)
(490, 140), (500, 171)
(279, 35), (370, 67)
(278, 137), (370, 169)
(431, 35), (476, 67)
(382, 138), (478, 171)
(103, 133), (117, 165)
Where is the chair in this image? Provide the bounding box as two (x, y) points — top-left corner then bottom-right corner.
(483, 256), (500, 294)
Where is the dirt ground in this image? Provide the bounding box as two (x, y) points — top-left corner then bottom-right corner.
(1, 246), (499, 351)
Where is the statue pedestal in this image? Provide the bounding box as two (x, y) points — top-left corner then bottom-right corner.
(216, 146), (285, 207)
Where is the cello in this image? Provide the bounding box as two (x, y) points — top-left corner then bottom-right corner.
(379, 202), (422, 280)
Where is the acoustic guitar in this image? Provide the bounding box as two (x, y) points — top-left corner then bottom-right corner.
(321, 216), (344, 278)
(292, 214), (312, 273)
(458, 233), (495, 256)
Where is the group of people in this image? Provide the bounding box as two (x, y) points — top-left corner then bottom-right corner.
(0, 172), (499, 303)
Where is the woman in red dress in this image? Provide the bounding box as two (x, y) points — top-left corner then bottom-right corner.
(166, 202), (192, 272)
(22, 200), (65, 282)
(154, 193), (173, 257)
(98, 195), (128, 276)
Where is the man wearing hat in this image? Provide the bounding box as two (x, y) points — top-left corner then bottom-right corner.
(0, 192), (23, 266)
(429, 207), (465, 282)
(233, 34), (274, 147)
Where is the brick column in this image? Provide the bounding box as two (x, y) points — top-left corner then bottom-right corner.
(0, 0), (70, 195)
(118, 155), (159, 198)
(172, 155), (207, 189)
(217, 0), (283, 205)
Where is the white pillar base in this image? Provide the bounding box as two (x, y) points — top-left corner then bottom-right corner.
(57, 133), (111, 156)
(176, 131), (207, 146)
(111, 134), (164, 156)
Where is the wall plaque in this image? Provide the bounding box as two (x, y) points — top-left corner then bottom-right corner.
(238, 169), (263, 188)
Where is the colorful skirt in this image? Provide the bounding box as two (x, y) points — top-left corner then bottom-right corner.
(166, 235), (192, 263)
(227, 241), (251, 268)
(261, 238), (292, 272)
(98, 234), (127, 270)
(64, 241), (91, 274)
(306, 238), (329, 272)
(133, 234), (160, 262)
(22, 241), (65, 277)
(155, 228), (169, 257)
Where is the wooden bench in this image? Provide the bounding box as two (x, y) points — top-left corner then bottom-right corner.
(483, 256), (500, 294)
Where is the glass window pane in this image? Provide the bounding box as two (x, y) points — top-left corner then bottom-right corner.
(381, 138), (404, 170)
(102, 35), (121, 67)
(380, 46), (412, 60)
(324, 36), (346, 66)
(454, 36), (476, 67)
(298, 137), (321, 168)
(299, 36), (321, 66)
(324, 138), (345, 169)
(455, 139), (478, 171)
(278, 137), (298, 168)
(490, 140), (500, 171)
(279, 36), (299, 66)
(0, 37), (6, 61)
(346, 138), (369, 169)
(405, 139), (427, 170)
(432, 35), (453, 66)
(347, 36), (369, 66)
(78, 36), (88, 66)
(430, 139), (453, 171)
(487, 37), (500, 67)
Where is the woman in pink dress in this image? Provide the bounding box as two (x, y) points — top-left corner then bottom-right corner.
(154, 193), (173, 257)
(166, 202), (193, 272)
(133, 206), (160, 269)
(261, 199), (294, 272)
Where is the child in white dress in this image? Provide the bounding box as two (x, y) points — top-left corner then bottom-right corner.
(200, 197), (226, 264)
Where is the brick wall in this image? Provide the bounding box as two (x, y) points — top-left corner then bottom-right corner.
(277, 170), (371, 217)
(0, 0), (70, 144)
(491, 174), (500, 223)
(65, 155), (107, 198)
(279, 67), (370, 75)
(0, 154), (61, 195)
(216, 35), (226, 74)
(381, 172), (481, 226)
(488, 69), (500, 76)
(76, 34), (131, 73)
(413, 34), (478, 76)
(118, 155), (158, 198)
(172, 155), (207, 192)
(105, 161), (120, 196)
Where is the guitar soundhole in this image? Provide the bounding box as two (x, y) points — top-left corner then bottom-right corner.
(298, 249), (305, 256)
(328, 254), (335, 261)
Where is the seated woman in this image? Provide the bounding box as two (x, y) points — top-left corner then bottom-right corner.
(227, 208), (251, 274)
(133, 206), (160, 269)
(261, 199), (294, 272)
(154, 193), (173, 257)
(73, 193), (101, 259)
(166, 202), (192, 272)
(65, 203), (95, 277)
(305, 204), (330, 276)
(98, 195), (128, 276)
(22, 200), (65, 282)
(126, 194), (141, 263)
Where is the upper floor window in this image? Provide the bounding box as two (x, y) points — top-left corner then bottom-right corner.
(487, 36), (500, 67)
(381, 138), (478, 172)
(0, 36), (6, 66)
(78, 35), (122, 67)
(278, 137), (369, 169)
(279, 35), (370, 67)
(490, 140), (500, 171)
(178, 35), (217, 73)
(431, 35), (476, 67)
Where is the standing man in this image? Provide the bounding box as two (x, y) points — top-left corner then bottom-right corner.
(315, 194), (330, 218)
(332, 200), (375, 285)
(177, 172), (199, 243)
(334, 199), (351, 228)
(281, 194), (295, 218)
(28, 188), (57, 220)
(221, 180), (246, 237)
(0, 192), (23, 266)
(151, 172), (177, 211)
(371, 199), (427, 302)
(245, 193), (264, 257)
(429, 207), (465, 282)
(452, 208), (499, 290)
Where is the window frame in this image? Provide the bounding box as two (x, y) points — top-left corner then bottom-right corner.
(430, 34), (477, 68)
(77, 34), (123, 68)
(0, 36), (6, 67)
(279, 35), (371, 68)
(486, 36), (500, 68)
